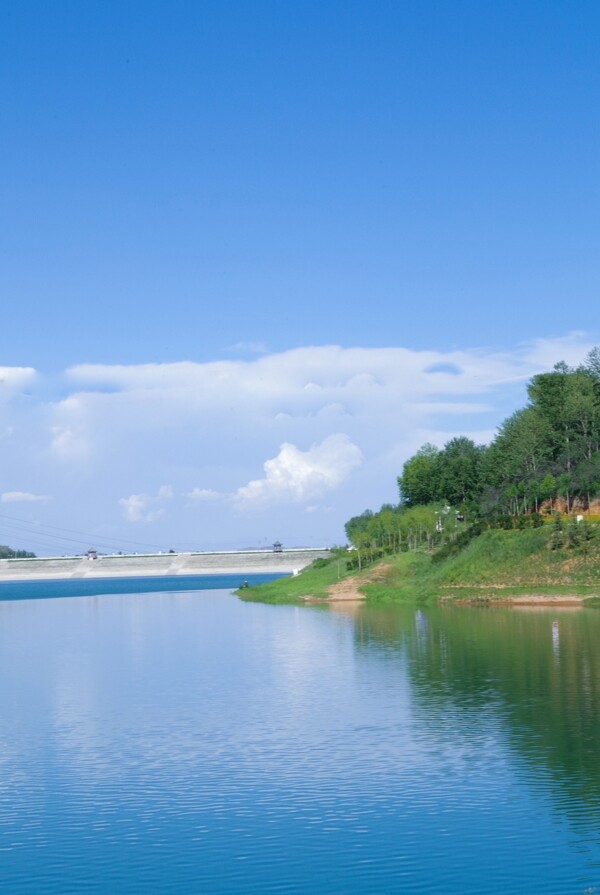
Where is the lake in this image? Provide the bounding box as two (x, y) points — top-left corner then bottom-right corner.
(1, 577), (600, 894)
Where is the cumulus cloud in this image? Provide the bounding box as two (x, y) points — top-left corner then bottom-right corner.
(51, 426), (91, 461)
(0, 367), (37, 399)
(1, 333), (597, 550)
(119, 494), (159, 523)
(234, 434), (363, 507)
(187, 488), (222, 501)
(1, 491), (52, 503)
(119, 485), (173, 523)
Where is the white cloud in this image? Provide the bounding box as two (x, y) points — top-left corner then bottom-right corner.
(52, 426), (90, 461)
(119, 495), (163, 523)
(0, 333), (596, 551)
(1, 491), (52, 503)
(234, 434), (363, 507)
(187, 488), (222, 501)
(0, 367), (37, 399)
(118, 485), (173, 523)
(523, 332), (591, 368)
(63, 333), (595, 419)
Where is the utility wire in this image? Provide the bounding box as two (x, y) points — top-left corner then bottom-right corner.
(0, 510), (170, 553)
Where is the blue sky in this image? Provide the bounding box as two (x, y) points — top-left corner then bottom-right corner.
(1, 2), (599, 553)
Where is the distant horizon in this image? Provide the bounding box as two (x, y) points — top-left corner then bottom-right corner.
(0, 335), (597, 555)
(2, 545), (330, 559)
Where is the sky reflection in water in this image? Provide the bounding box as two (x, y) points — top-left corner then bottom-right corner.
(1, 584), (600, 894)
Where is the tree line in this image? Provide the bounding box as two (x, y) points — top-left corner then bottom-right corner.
(0, 545), (36, 559)
(345, 348), (600, 563)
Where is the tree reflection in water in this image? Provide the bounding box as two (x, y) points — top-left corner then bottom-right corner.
(353, 603), (600, 825)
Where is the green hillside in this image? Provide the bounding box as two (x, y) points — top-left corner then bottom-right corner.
(374, 527), (600, 602)
(240, 555), (345, 604)
(245, 347), (600, 608)
(242, 526), (600, 605)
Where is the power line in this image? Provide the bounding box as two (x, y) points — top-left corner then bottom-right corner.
(0, 510), (170, 553)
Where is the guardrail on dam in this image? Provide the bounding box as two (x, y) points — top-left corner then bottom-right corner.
(0, 548), (331, 581)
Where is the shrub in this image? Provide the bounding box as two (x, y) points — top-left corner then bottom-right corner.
(312, 557), (332, 569)
(550, 514), (565, 550)
(566, 518), (580, 548)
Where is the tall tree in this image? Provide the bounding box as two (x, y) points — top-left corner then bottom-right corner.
(437, 437), (485, 506)
(398, 443), (441, 506)
(483, 407), (551, 512)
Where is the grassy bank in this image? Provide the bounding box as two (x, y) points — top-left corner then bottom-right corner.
(239, 526), (600, 605)
(239, 556), (347, 604)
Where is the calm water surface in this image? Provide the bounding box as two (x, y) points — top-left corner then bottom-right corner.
(1, 578), (600, 893)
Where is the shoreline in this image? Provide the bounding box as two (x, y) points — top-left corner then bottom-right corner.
(314, 585), (592, 607)
(315, 567), (597, 606)
(446, 595), (587, 607)
(0, 566), (292, 582)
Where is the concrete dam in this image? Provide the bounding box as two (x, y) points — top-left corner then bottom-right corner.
(0, 548), (330, 581)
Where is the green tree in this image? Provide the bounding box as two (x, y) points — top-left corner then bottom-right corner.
(345, 509), (373, 545)
(529, 365), (600, 478)
(566, 517), (581, 549)
(437, 437), (485, 506)
(400, 505), (437, 550)
(0, 545), (36, 558)
(572, 455), (600, 506)
(398, 443), (441, 506)
(584, 346), (600, 381)
(550, 514), (565, 551)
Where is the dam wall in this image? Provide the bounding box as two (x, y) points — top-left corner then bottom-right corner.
(0, 548), (330, 581)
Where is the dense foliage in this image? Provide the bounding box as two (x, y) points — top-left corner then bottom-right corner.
(345, 349), (600, 562)
(0, 544), (36, 558)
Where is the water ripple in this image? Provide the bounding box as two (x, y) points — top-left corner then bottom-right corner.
(1, 592), (600, 893)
